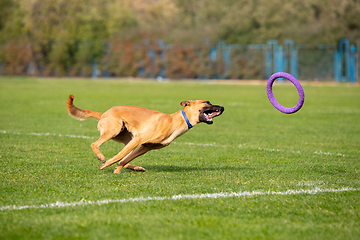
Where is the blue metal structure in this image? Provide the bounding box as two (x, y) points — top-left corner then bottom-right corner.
(132, 39), (357, 81)
(9, 38), (355, 81)
(265, 40), (283, 79)
(283, 39), (298, 79)
(155, 39), (166, 79)
(350, 44), (356, 83)
(335, 39), (350, 82)
(92, 62), (97, 78)
(334, 38), (357, 83)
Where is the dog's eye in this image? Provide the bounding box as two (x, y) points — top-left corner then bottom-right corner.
(205, 101), (211, 105)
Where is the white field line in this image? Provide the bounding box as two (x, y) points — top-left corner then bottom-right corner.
(0, 130), (348, 157)
(173, 142), (348, 157)
(0, 187), (358, 211)
(0, 130), (95, 139)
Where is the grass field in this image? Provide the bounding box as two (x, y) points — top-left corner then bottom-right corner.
(0, 77), (359, 239)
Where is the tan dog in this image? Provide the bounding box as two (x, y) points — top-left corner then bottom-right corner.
(67, 95), (224, 173)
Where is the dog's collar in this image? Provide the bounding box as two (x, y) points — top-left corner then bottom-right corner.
(181, 110), (192, 129)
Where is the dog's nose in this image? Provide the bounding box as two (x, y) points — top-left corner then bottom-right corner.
(220, 106), (225, 112)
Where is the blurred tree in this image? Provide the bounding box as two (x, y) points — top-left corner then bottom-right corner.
(0, 0), (359, 76)
(0, 0), (13, 32)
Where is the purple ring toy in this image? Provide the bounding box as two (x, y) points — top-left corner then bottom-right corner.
(267, 72), (305, 114)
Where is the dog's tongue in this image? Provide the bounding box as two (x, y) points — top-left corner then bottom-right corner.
(205, 113), (213, 122)
(206, 111), (221, 120)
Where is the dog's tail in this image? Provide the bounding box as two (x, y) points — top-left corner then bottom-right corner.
(67, 95), (103, 121)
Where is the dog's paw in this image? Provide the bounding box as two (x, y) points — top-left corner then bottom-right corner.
(113, 166), (123, 174)
(96, 154), (105, 162)
(99, 162), (107, 170)
(134, 166), (146, 172)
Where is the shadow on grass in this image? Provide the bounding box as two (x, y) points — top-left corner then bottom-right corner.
(145, 165), (253, 172)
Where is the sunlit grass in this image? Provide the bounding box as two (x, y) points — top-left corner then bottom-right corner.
(0, 77), (359, 239)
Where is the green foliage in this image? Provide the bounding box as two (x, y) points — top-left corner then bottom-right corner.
(0, 0), (359, 76)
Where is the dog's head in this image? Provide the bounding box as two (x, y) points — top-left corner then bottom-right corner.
(180, 100), (224, 125)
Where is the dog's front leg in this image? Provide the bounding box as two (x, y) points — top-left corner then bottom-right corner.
(91, 117), (123, 161)
(99, 137), (141, 170)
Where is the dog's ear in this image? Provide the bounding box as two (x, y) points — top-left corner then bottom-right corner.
(180, 100), (192, 107)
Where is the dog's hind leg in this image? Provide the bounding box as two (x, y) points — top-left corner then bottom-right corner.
(123, 164), (146, 172)
(91, 117), (123, 162)
(99, 137), (141, 170)
(114, 145), (150, 173)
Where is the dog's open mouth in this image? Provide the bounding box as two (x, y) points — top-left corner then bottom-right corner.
(200, 106), (224, 124)
(204, 109), (222, 122)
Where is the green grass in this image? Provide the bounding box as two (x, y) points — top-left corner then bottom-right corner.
(0, 77), (359, 239)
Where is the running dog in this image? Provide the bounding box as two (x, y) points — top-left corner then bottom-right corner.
(67, 95), (224, 173)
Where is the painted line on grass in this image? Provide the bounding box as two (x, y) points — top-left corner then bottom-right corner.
(0, 130), (95, 139)
(0, 187), (358, 211)
(0, 130), (348, 157)
(173, 142), (348, 157)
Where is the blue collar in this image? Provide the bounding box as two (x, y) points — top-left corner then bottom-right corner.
(181, 110), (192, 129)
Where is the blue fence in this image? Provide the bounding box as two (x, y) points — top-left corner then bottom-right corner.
(0, 38), (357, 82)
(95, 38), (357, 82)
